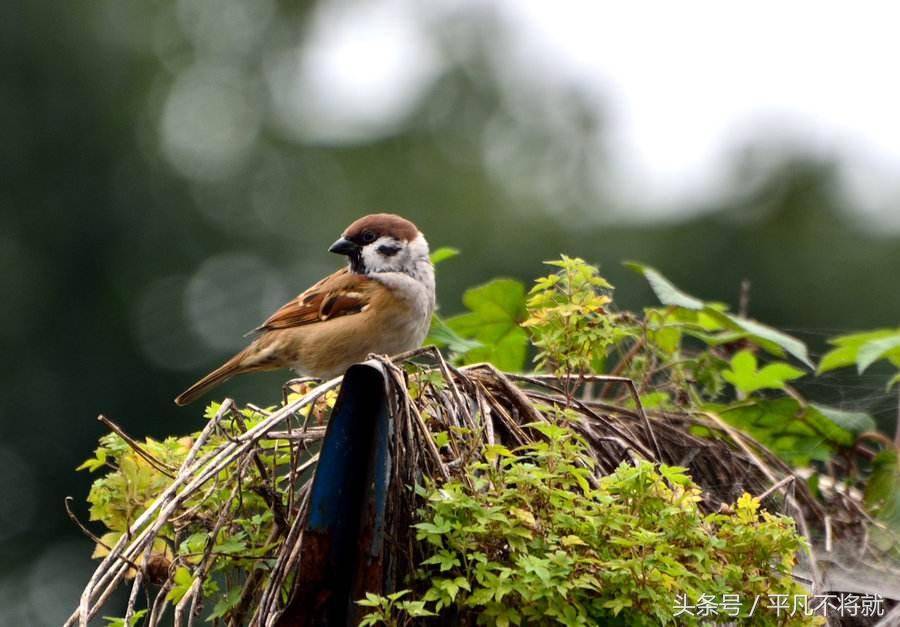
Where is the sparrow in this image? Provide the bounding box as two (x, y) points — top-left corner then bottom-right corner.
(174, 213), (435, 405)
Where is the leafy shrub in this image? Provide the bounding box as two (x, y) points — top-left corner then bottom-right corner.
(522, 255), (625, 384)
(363, 422), (812, 626)
(79, 400), (324, 623)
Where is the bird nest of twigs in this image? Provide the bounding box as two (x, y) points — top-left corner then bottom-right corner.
(68, 347), (890, 627)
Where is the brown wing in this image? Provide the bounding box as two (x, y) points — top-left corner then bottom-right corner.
(253, 268), (373, 332)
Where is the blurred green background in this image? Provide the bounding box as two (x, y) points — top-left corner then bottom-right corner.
(2, 0), (899, 623)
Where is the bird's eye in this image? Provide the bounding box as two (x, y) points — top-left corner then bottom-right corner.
(362, 230), (377, 243)
(378, 244), (401, 257)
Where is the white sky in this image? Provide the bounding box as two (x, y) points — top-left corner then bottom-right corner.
(278, 0), (900, 230)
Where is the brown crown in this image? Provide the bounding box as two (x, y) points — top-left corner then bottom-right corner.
(343, 213), (420, 243)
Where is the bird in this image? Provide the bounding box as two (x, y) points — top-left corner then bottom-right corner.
(174, 213), (435, 406)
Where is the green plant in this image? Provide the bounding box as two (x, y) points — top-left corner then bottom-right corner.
(432, 258), (883, 470)
(410, 424), (812, 626)
(356, 589), (436, 626)
(433, 278), (529, 371)
(816, 328), (900, 549)
(818, 328), (900, 389)
(78, 392), (334, 624)
(522, 256), (629, 398)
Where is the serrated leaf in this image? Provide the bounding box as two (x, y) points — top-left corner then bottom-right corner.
(722, 350), (805, 394)
(166, 566), (195, 603)
(179, 531), (208, 555)
(206, 587), (242, 621)
(387, 589), (410, 602)
(401, 600), (437, 617)
(77, 448), (108, 472)
(561, 534), (586, 546)
(444, 279), (528, 371)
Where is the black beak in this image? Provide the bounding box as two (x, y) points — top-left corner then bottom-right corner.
(328, 237), (359, 256)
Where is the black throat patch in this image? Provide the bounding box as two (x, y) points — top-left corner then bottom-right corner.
(349, 249), (366, 274)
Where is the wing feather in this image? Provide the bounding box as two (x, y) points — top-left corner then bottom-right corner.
(253, 268), (373, 332)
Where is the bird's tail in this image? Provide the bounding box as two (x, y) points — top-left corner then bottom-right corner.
(174, 352), (249, 406)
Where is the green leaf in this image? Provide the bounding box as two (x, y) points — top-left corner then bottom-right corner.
(624, 262), (705, 310)
(103, 610), (148, 627)
(356, 592), (381, 608)
(808, 403), (876, 438)
(484, 444), (515, 460)
(714, 312), (814, 369)
(639, 391), (670, 409)
(427, 315), (483, 353)
(461, 278), (526, 322)
(865, 451), (900, 527)
(423, 550), (461, 572)
(602, 597), (633, 615)
(215, 536), (247, 554)
(857, 333), (900, 373)
(721, 350), (805, 394)
(659, 465), (691, 486)
(444, 279), (528, 371)
(627, 261), (813, 368)
(400, 600), (437, 617)
(179, 531), (208, 555)
(77, 450), (107, 472)
(432, 431), (450, 448)
(430, 246), (460, 265)
(207, 587), (242, 621)
(818, 329), (899, 373)
(717, 399), (836, 464)
(721, 398), (868, 456)
(166, 566), (195, 603)
(387, 589), (410, 602)
(888, 373), (900, 391)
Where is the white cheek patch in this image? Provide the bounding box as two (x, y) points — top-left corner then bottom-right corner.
(406, 234), (429, 260)
(361, 236), (405, 273)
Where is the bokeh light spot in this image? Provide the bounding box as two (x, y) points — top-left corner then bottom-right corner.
(160, 65), (261, 181)
(185, 253), (288, 352)
(266, 0), (442, 144)
(176, 0), (275, 60)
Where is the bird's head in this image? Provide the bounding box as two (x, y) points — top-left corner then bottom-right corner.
(329, 213), (430, 275)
